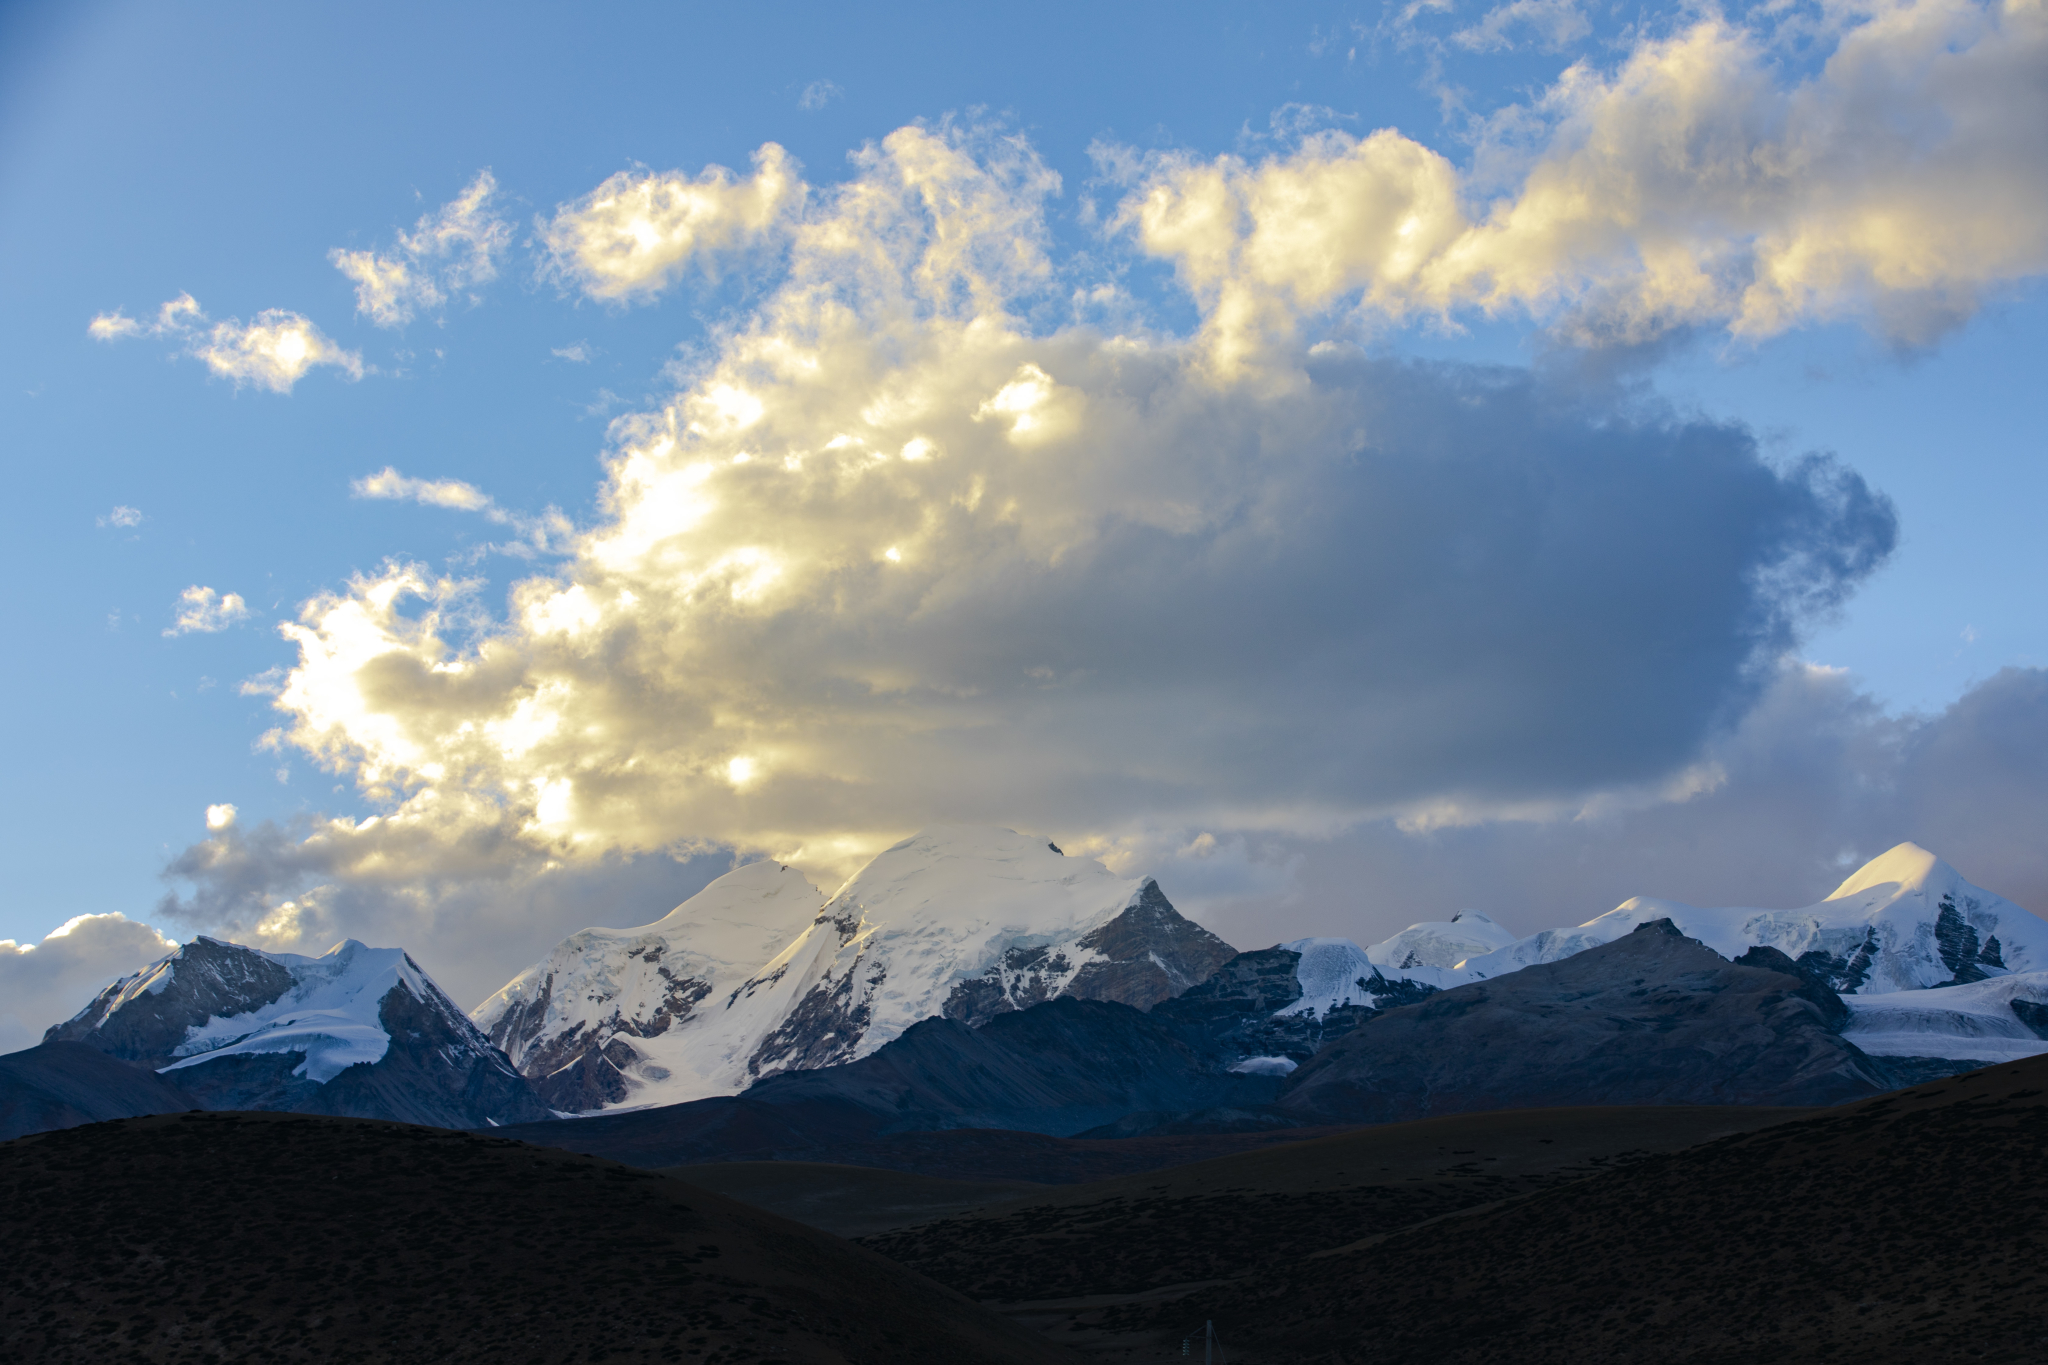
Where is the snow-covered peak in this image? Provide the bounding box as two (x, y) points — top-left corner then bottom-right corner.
(1453, 845), (2046, 995)
(638, 858), (821, 952)
(1824, 841), (1944, 903)
(822, 825), (1140, 945)
(161, 940), (425, 1082)
(1365, 911), (1520, 971)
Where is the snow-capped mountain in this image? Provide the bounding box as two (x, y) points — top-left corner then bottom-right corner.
(1364, 912), (1517, 971)
(727, 827), (1236, 1084)
(47, 936), (546, 1127)
(1216, 844), (2048, 1071)
(474, 827), (1237, 1112)
(1456, 843), (2046, 996)
(472, 859), (828, 1111)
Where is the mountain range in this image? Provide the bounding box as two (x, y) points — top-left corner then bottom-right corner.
(6, 829), (2047, 1148)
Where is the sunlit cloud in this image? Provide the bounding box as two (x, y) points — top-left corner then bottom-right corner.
(799, 79), (843, 111)
(90, 293), (363, 392)
(165, 586), (251, 636)
(194, 310), (363, 391)
(538, 144), (804, 302)
(330, 171), (511, 327)
(144, 6), (2048, 988)
(1117, 1), (2048, 359)
(351, 466), (574, 554)
(182, 121), (1892, 933)
(97, 505), (143, 528)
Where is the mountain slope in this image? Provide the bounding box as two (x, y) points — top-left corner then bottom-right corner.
(48, 937), (545, 1128)
(472, 859), (827, 1110)
(1133, 1052), (2048, 1364)
(0, 1110), (1077, 1365)
(1277, 919), (1890, 1122)
(474, 827), (1237, 1111)
(0, 1042), (202, 1140)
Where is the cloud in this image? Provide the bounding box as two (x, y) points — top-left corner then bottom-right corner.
(0, 914), (180, 1054)
(330, 171), (511, 328)
(1451, 0), (1590, 53)
(353, 467), (493, 513)
(97, 505), (142, 528)
(1115, 1), (2048, 359)
(89, 293), (362, 393)
(142, 118), (1913, 991)
(88, 312), (143, 341)
(552, 341), (595, 363)
(351, 466), (573, 553)
(800, 80), (843, 111)
(538, 143), (805, 302)
(165, 586), (251, 636)
(1205, 663), (2048, 953)
(192, 310), (363, 391)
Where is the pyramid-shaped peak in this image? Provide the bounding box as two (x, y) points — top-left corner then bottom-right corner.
(1823, 842), (1948, 902)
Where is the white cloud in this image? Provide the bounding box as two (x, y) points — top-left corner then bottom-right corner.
(205, 803), (238, 830)
(330, 171), (511, 327)
(193, 310), (363, 392)
(89, 293), (363, 393)
(800, 79), (843, 111)
(353, 466), (493, 513)
(1116, 0), (2048, 360)
(538, 143), (804, 302)
(165, 586), (251, 636)
(1452, 0), (1590, 53)
(552, 340), (595, 363)
(97, 505), (142, 528)
(351, 465), (573, 553)
(0, 914), (180, 1054)
(88, 311), (143, 341)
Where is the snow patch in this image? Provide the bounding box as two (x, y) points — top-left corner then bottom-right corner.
(158, 940), (423, 1082)
(1230, 1055), (1298, 1076)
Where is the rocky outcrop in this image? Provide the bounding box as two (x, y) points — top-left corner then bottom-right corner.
(1279, 920), (1891, 1123)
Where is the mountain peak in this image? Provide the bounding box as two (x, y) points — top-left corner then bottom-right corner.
(1824, 842), (1946, 902)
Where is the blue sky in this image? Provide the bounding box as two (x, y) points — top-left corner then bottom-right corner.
(3, 0), (2045, 1035)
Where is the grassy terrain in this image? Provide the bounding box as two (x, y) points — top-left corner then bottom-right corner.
(0, 1110), (1077, 1365)
(862, 1061), (2048, 1362)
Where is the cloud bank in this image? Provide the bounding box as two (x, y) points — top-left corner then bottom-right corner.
(0, 915), (180, 1053)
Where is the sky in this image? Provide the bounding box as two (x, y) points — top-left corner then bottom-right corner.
(3, 0), (2046, 1046)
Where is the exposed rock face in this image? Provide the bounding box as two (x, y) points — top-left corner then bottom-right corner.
(46, 937), (294, 1065)
(1151, 947), (1372, 1063)
(1062, 880), (1239, 1010)
(50, 937), (547, 1128)
(0, 1042), (203, 1140)
(1279, 920), (1891, 1123)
